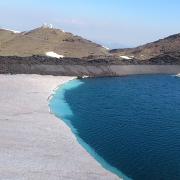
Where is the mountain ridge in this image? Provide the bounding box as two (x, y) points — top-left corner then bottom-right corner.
(110, 33), (180, 61)
(0, 26), (180, 64)
(0, 26), (108, 58)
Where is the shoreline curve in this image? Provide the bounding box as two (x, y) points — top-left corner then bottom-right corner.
(0, 74), (119, 180)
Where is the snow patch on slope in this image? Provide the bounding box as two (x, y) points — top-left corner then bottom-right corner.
(3, 28), (20, 34)
(46, 51), (64, 59)
(102, 46), (110, 50)
(120, 56), (132, 60)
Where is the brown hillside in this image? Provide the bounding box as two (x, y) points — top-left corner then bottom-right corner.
(0, 26), (108, 58)
(110, 33), (180, 61)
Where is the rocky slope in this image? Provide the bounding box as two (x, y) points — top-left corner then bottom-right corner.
(110, 33), (180, 62)
(0, 26), (180, 65)
(0, 26), (108, 58)
(1, 29), (180, 76)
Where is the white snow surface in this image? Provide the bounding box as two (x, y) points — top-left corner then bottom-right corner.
(102, 46), (110, 50)
(120, 56), (132, 60)
(42, 23), (53, 29)
(0, 74), (119, 180)
(46, 51), (64, 58)
(2, 28), (20, 34)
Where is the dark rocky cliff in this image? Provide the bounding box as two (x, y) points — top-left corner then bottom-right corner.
(0, 56), (180, 76)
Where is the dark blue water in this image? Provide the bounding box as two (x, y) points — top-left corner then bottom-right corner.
(50, 75), (180, 180)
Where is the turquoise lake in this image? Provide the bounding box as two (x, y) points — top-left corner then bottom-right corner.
(49, 75), (180, 180)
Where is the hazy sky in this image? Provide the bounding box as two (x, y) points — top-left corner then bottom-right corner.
(0, 0), (180, 48)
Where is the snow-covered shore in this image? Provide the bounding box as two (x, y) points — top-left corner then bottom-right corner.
(0, 74), (119, 180)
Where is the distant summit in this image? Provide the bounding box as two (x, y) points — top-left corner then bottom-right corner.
(42, 23), (53, 29)
(0, 26), (108, 58)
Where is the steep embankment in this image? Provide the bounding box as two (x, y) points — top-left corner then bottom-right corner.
(0, 56), (180, 76)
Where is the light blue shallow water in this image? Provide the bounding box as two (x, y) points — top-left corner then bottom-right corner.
(49, 75), (180, 180)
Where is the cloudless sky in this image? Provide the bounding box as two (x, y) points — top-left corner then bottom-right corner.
(0, 0), (180, 48)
